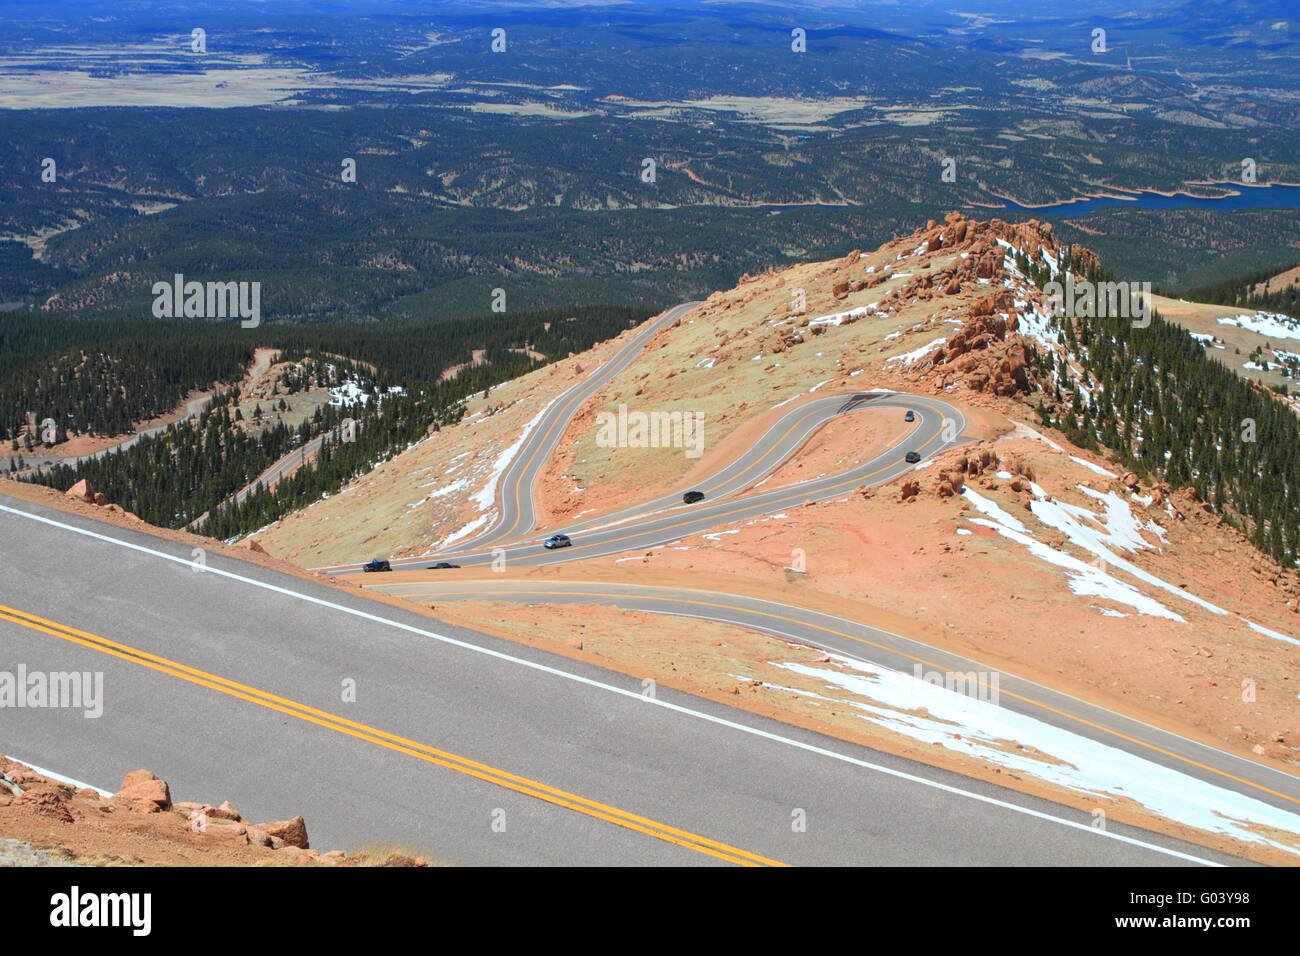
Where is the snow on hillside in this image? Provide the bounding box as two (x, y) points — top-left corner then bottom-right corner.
(328, 380), (406, 407)
(1216, 311), (1300, 341)
(961, 479), (1300, 646)
(769, 653), (1300, 856)
(887, 337), (947, 366)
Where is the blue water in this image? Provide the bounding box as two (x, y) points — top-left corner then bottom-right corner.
(994, 182), (1300, 218)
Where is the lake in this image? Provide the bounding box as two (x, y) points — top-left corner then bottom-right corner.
(994, 182), (1300, 218)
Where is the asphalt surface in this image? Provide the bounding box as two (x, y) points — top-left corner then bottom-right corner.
(370, 579), (1300, 826)
(317, 390), (968, 573)
(0, 493), (1245, 865)
(448, 301), (702, 552)
(0, 305), (1287, 865)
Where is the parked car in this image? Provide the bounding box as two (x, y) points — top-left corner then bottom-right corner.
(363, 558), (391, 572)
(429, 562), (460, 569)
(904, 451), (921, 464)
(682, 490), (706, 504)
(904, 410), (915, 422)
(543, 533), (572, 550)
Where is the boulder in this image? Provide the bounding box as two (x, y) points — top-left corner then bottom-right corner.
(65, 478), (94, 502)
(120, 769), (159, 790)
(208, 799), (241, 821)
(114, 771), (171, 811)
(257, 815), (309, 849)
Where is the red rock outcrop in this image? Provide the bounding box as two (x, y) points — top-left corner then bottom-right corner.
(259, 815), (310, 849)
(114, 769), (172, 811)
(65, 478), (94, 502)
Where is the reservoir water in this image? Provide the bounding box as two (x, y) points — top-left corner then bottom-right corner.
(994, 182), (1300, 218)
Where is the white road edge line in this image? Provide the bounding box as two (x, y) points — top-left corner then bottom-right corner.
(500, 584), (1298, 782)
(0, 501), (1222, 866)
(3, 752), (114, 798)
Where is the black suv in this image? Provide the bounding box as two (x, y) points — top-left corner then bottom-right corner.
(683, 490), (706, 504)
(904, 451), (921, 464)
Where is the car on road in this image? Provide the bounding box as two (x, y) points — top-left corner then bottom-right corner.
(682, 490), (706, 504)
(543, 533), (572, 550)
(904, 410), (915, 422)
(363, 558), (391, 572)
(429, 562), (460, 569)
(904, 451), (921, 464)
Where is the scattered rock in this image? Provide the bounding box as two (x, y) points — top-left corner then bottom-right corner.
(258, 815), (309, 849)
(65, 478), (94, 502)
(114, 771), (171, 811)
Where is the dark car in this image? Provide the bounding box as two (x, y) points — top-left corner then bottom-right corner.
(904, 410), (916, 422)
(429, 562), (460, 569)
(363, 558), (391, 572)
(904, 451), (922, 464)
(543, 533), (572, 550)
(683, 490), (706, 504)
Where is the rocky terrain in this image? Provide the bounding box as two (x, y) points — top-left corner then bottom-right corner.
(17, 212), (1299, 864)
(251, 212), (1300, 778)
(0, 755), (433, 866)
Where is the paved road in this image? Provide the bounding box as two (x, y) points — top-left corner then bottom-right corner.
(316, 390), (967, 573)
(0, 493), (1242, 865)
(0, 306), (1284, 864)
(448, 301), (701, 552)
(369, 578), (1300, 827)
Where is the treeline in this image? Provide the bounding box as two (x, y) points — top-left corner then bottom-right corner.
(16, 305), (649, 536)
(265, 304), (646, 389)
(196, 354), (552, 539)
(0, 304), (644, 446)
(1183, 261), (1300, 316)
(198, 379), (480, 540)
(0, 314), (253, 445)
(1035, 307), (1300, 567)
(22, 400), (315, 527)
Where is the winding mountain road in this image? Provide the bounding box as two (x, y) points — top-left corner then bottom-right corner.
(315, 391), (968, 573)
(1, 304), (1293, 865)
(367, 578), (1300, 828)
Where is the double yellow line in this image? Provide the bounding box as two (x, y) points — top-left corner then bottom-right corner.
(491, 304), (693, 546)
(0, 602), (785, 867)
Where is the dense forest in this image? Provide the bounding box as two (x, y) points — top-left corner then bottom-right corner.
(5, 94), (1299, 326)
(0, 305), (644, 446)
(0, 315), (253, 445)
(1182, 262), (1300, 316)
(1031, 257), (1300, 568)
(15, 305), (648, 535)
